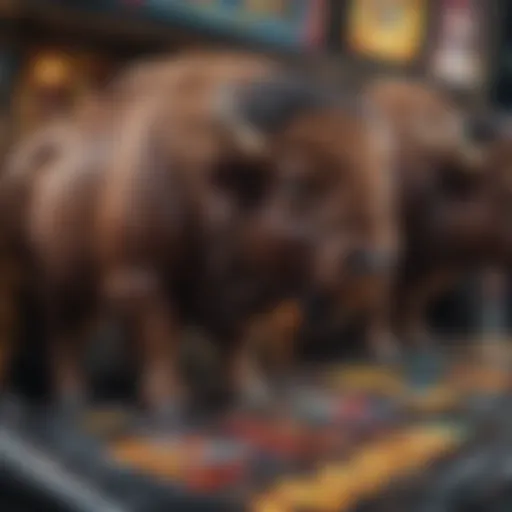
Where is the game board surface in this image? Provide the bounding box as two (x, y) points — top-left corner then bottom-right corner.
(78, 346), (512, 512)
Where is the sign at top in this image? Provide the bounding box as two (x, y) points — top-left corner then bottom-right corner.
(142, 0), (326, 49)
(30, 0), (326, 50)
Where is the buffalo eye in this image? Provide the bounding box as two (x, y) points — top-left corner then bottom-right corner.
(213, 161), (271, 210)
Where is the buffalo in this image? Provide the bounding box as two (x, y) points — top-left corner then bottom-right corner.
(98, 52), (400, 411)
(1, 52), (399, 418)
(0, 92), (119, 408)
(363, 78), (502, 348)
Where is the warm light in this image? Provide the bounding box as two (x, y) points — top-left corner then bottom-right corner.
(31, 53), (72, 88)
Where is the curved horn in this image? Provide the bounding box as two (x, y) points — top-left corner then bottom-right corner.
(213, 85), (267, 156)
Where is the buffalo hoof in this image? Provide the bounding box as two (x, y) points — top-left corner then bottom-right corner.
(238, 377), (274, 412)
(372, 337), (403, 367)
(270, 372), (301, 402)
(410, 331), (436, 351)
(137, 401), (185, 435)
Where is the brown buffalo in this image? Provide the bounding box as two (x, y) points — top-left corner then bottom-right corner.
(0, 92), (118, 407)
(96, 51), (399, 413)
(260, 77), (479, 364)
(1, 51), (399, 417)
(363, 78), (500, 347)
(0, 59), (209, 409)
(364, 77), (480, 199)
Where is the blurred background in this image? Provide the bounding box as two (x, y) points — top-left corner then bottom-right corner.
(0, 0), (506, 136)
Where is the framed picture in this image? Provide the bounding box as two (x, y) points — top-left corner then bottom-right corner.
(346, 0), (428, 64)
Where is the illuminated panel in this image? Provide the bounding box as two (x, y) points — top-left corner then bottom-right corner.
(346, 0), (428, 64)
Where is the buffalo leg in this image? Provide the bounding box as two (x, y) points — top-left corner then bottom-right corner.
(50, 327), (90, 412)
(359, 276), (401, 363)
(0, 293), (14, 394)
(211, 316), (271, 408)
(399, 270), (458, 347)
(267, 301), (302, 380)
(0, 264), (25, 405)
(104, 268), (183, 417)
(45, 286), (94, 413)
(134, 296), (183, 415)
(249, 300), (302, 384)
(231, 333), (271, 406)
(366, 307), (400, 364)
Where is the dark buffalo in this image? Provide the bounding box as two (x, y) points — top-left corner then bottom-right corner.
(1, 52), (399, 416)
(0, 93), (118, 407)
(364, 78), (501, 347)
(97, 51), (399, 412)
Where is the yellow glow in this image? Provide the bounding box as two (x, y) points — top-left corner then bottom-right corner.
(347, 0), (427, 64)
(31, 53), (72, 87)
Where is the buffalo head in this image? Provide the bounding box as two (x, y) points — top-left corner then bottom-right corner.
(214, 76), (399, 308)
(364, 78), (482, 172)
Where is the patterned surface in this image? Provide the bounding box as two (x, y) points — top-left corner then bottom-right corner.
(91, 348), (512, 511)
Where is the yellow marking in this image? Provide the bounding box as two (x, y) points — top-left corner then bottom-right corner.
(405, 385), (461, 413)
(251, 494), (290, 512)
(326, 366), (406, 395)
(253, 425), (461, 511)
(109, 439), (187, 480)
